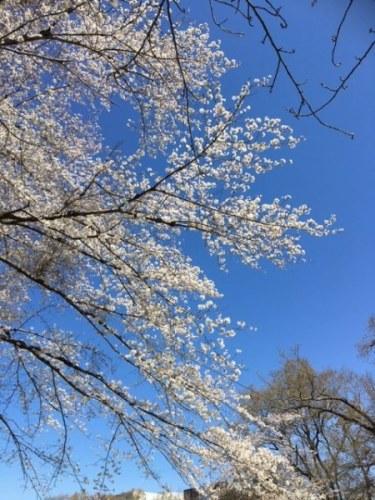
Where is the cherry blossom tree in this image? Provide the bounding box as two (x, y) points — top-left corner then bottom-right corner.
(0, 1), (333, 497)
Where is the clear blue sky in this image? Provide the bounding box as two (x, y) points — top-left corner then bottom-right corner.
(2, 1), (374, 498)
(197, 1), (375, 375)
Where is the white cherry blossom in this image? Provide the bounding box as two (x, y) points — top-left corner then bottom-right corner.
(0, 1), (329, 497)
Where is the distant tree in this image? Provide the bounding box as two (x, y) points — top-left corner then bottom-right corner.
(358, 316), (375, 360)
(158, 493), (181, 500)
(48, 490), (185, 500)
(112, 490), (145, 500)
(48, 490), (146, 500)
(218, 488), (253, 500)
(246, 354), (375, 499)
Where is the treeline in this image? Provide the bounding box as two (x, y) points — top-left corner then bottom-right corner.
(48, 490), (181, 500)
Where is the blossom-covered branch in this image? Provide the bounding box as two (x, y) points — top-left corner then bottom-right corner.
(0, 1), (329, 497)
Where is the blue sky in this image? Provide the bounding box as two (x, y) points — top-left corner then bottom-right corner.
(2, 1), (374, 498)
(192, 0), (375, 378)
